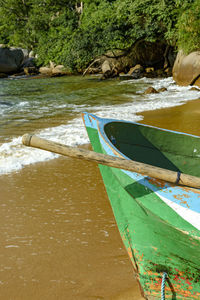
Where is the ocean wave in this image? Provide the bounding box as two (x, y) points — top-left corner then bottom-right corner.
(1, 77), (200, 175)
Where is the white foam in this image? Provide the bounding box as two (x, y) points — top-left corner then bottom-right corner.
(0, 136), (57, 174)
(91, 77), (199, 121)
(1, 78), (200, 175)
(0, 119), (89, 175)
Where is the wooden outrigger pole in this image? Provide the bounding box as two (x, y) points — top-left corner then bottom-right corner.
(22, 134), (200, 189)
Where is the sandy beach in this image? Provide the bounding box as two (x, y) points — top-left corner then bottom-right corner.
(1, 97), (200, 299)
(0, 148), (140, 300)
(141, 98), (200, 135)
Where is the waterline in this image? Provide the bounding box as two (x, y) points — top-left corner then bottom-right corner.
(1, 76), (199, 175)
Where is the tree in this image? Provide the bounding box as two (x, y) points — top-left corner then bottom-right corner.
(0, 0), (32, 47)
(0, 0), (199, 70)
(176, 0), (200, 53)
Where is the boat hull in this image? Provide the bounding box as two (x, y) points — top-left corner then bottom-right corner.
(83, 113), (200, 299)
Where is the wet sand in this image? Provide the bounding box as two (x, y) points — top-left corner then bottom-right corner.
(141, 98), (200, 135)
(0, 152), (141, 299)
(1, 98), (200, 299)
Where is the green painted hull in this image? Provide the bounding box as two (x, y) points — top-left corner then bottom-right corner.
(83, 113), (200, 299)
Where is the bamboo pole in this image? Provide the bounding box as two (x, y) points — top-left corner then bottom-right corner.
(22, 134), (200, 189)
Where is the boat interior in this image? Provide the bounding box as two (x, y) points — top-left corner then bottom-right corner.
(104, 122), (200, 178)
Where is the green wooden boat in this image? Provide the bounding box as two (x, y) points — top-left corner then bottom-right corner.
(82, 112), (200, 300)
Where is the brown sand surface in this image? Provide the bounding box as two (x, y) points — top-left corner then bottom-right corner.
(1, 98), (200, 300)
(140, 98), (200, 135)
(0, 153), (141, 300)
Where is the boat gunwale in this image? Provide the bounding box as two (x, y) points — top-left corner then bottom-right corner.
(83, 112), (200, 299)
(86, 113), (200, 160)
(84, 113), (200, 221)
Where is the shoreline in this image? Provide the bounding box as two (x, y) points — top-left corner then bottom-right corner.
(140, 97), (200, 136)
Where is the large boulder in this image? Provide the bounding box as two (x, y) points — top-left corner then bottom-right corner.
(0, 46), (24, 73)
(173, 50), (200, 87)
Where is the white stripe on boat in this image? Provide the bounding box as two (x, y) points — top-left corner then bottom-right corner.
(157, 193), (200, 231)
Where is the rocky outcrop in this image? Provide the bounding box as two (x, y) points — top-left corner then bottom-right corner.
(0, 46), (73, 78)
(100, 60), (118, 79)
(143, 86), (167, 94)
(144, 87), (158, 94)
(104, 41), (168, 73)
(173, 50), (200, 87)
(0, 46), (24, 73)
(85, 40), (175, 79)
(24, 67), (38, 76)
(128, 64), (144, 79)
(39, 63), (71, 77)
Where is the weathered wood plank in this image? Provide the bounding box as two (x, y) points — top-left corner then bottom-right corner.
(22, 134), (200, 189)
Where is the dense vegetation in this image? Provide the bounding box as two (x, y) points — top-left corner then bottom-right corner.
(0, 0), (199, 71)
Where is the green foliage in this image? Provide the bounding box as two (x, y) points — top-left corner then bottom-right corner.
(0, 0), (32, 47)
(63, 0), (179, 69)
(0, 0), (199, 70)
(0, 0), (78, 49)
(176, 0), (200, 54)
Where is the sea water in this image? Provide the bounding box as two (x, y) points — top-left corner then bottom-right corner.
(0, 75), (199, 175)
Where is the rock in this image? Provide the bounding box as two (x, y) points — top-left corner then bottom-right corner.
(95, 40), (175, 79)
(173, 50), (200, 87)
(39, 66), (52, 76)
(100, 60), (118, 79)
(51, 65), (69, 76)
(145, 67), (154, 73)
(21, 48), (29, 60)
(86, 67), (101, 74)
(21, 57), (36, 68)
(39, 64), (71, 77)
(0, 73), (8, 78)
(102, 60), (112, 74)
(190, 87), (200, 91)
(144, 87), (158, 94)
(0, 46), (24, 73)
(128, 64), (143, 74)
(24, 67), (39, 76)
(158, 87), (167, 93)
(127, 64), (144, 79)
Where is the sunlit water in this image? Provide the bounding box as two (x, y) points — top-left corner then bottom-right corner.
(0, 75), (199, 175)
